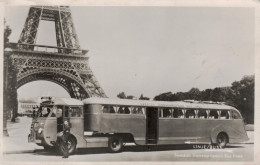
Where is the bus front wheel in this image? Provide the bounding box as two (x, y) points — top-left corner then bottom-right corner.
(216, 133), (228, 148)
(108, 136), (123, 153)
(59, 136), (77, 155)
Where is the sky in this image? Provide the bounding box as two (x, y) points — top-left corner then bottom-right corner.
(4, 6), (255, 99)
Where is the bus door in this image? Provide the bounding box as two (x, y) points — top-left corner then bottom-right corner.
(56, 105), (70, 133)
(64, 106), (71, 128)
(146, 107), (159, 144)
(56, 105), (64, 133)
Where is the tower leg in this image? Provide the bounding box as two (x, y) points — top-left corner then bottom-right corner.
(3, 108), (9, 136)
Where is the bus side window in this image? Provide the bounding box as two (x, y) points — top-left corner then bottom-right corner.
(102, 105), (116, 113)
(56, 106), (63, 118)
(198, 110), (207, 119)
(220, 110), (230, 119)
(178, 109), (184, 118)
(172, 109), (178, 118)
(124, 107), (130, 114)
(162, 108), (172, 118)
(118, 106), (124, 114)
(185, 109), (195, 118)
(64, 106), (69, 117)
(70, 107), (82, 117)
(232, 111), (241, 119)
(132, 107), (144, 115)
(132, 107), (138, 114)
(118, 106), (130, 114)
(209, 110), (219, 119)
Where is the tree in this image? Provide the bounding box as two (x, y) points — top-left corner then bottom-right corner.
(139, 94), (150, 100)
(3, 22), (14, 136)
(210, 87), (233, 103)
(200, 89), (213, 101)
(154, 92), (173, 101)
(126, 95), (137, 99)
(117, 92), (127, 99)
(4, 25), (12, 46)
(4, 55), (18, 124)
(175, 92), (188, 101)
(231, 75), (254, 124)
(187, 88), (201, 100)
(117, 92), (139, 99)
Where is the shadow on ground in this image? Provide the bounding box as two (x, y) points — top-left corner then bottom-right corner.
(4, 144), (245, 156)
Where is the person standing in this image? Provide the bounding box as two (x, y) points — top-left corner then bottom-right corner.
(57, 120), (70, 158)
(55, 109), (71, 158)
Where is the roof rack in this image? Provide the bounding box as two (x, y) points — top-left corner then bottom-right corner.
(200, 101), (225, 105)
(183, 100), (225, 105)
(183, 100), (199, 103)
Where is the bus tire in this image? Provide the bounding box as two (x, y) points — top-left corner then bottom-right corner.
(59, 135), (77, 155)
(108, 136), (123, 153)
(216, 132), (228, 148)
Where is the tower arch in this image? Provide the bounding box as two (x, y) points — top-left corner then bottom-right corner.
(17, 70), (90, 99)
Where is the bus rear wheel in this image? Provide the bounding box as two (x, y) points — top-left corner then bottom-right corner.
(216, 133), (228, 148)
(108, 136), (123, 153)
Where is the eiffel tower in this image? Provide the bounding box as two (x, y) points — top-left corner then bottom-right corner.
(5, 6), (106, 99)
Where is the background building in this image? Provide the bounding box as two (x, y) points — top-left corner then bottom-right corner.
(18, 98), (40, 116)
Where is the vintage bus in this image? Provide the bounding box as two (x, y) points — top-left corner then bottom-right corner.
(28, 97), (249, 154)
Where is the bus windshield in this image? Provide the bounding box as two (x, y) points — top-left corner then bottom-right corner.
(37, 106), (53, 117)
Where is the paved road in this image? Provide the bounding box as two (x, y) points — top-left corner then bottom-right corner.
(2, 117), (254, 162)
(3, 143), (254, 162)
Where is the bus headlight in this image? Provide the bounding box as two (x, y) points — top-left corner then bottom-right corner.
(38, 128), (43, 134)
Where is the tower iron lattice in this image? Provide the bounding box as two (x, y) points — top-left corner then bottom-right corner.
(5, 6), (106, 100)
